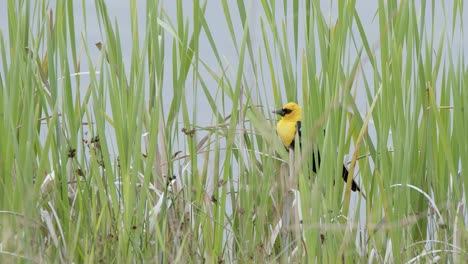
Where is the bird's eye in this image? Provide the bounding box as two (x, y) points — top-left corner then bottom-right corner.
(283, 109), (292, 114)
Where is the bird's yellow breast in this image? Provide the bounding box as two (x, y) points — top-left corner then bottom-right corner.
(276, 119), (297, 148)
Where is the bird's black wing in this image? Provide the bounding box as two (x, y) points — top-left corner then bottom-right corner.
(296, 121), (301, 138)
(292, 121), (320, 173)
(289, 121), (301, 150)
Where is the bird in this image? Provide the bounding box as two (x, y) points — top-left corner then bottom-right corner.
(273, 102), (361, 192)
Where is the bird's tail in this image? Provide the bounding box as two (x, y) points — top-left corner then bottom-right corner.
(342, 166), (361, 192)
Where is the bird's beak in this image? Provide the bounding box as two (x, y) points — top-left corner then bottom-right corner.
(273, 108), (286, 116)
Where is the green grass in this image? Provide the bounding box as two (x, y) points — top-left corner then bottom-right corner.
(1, 0), (467, 262)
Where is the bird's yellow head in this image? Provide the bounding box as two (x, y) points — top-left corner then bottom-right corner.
(273, 102), (302, 122)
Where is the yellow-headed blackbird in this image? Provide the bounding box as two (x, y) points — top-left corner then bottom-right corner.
(273, 102), (361, 192)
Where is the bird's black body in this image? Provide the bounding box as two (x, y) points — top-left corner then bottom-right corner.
(291, 121), (361, 192)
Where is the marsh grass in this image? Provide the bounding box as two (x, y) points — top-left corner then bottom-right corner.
(1, 0), (467, 262)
